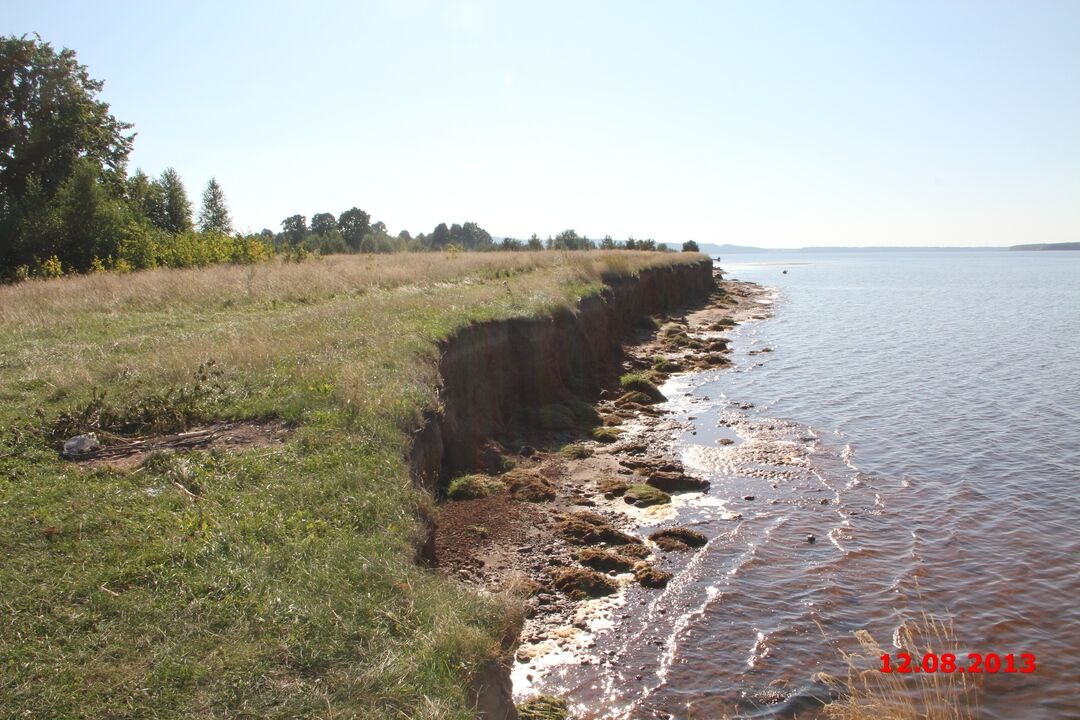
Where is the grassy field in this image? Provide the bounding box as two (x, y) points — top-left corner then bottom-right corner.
(0, 251), (704, 719)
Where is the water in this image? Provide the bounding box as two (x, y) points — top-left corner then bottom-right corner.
(558, 251), (1080, 718)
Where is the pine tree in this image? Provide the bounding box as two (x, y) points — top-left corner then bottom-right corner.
(197, 177), (232, 234)
(159, 168), (193, 234)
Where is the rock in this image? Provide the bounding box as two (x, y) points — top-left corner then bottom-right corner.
(806, 534), (816, 544)
(633, 563), (673, 588)
(596, 477), (628, 498)
(520, 445), (537, 457)
(556, 512), (638, 546)
(503, 469), (556, 501)
(646, 471), (710, 492)
(62, 433), (99, 457)
(623, 484), (671, 507)
(717, 438), (735, 445)
(578, 548), (637, 573)
(743, 495), (755, 501)
(649, 527), (708, 552)
(549, 566), (618, 599)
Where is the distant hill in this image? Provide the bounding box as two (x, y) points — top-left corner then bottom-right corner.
(696, 243), (776, 256)
(696, 243), (1007, 256)
(1010, 242), (1080, 251)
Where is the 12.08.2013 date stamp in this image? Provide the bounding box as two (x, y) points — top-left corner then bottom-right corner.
(880, 652), (1036, 674)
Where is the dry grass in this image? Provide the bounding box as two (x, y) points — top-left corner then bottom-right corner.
(0, 251), (700, 430)
(818, 613), (979, 720)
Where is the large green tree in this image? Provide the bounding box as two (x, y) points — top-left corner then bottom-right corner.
(1, 34), (135, 271)
(310, 212), (336, 236)
(337, 207), (370, 250)
(197, 177), (232, 234)
(281, 214), (307, 244)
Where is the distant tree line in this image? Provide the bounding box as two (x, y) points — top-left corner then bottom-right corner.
(1, 34), (705, 282)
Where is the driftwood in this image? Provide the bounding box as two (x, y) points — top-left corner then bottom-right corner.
(62, 428), (216, 461)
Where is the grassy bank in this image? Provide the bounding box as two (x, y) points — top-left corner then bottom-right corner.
(0, 251), (705, 719)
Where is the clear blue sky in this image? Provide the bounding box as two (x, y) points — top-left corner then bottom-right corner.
(5, 0), (1079, 247)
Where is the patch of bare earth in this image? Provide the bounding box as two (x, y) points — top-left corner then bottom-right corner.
(67, 420), (293, 471)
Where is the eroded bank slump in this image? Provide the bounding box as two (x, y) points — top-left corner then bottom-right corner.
(407, 260), (715, 718)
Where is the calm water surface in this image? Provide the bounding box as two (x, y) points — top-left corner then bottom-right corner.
(546, 251), (1080, 719)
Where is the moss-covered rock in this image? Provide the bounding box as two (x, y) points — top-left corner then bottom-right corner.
(549, 566), (619, 599)
(578, 547), (637, 573)
(615, 390), (655, 407)
(649, 527), (708, 552)
(518, 695), (569, 720)
(634, 562), (673, 588)
(559, 442), (593, 459)
(623, 483), (671, 507)
(596, 476), (628, 498)
(446, 474), (504, 500)
(619, 372), (666, 403)
(503, 468), (556, 502)
(556, 511), (638, 545)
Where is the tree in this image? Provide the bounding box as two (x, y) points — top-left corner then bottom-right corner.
(159, 168), (193, 233)
(28, 158), (129, 271)
(682, 240), (700, 252)
(0, 34), (134, 214)
(1, 34), (135, 272)
(337, 207), (370, 250)
(500, 237), (523, 251)
(311, 212), (337, 236)
(526, 234), (543, 251)
(197, 177), (232, 234)
(551, 229), (592, 251)
(430, 222), (451, 249)
(281, 214), (307, 244)
(126, 169), (167, 229)
(599, 235), (617, 250)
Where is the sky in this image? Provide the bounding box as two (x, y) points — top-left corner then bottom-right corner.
(5, 0), (1079, 247)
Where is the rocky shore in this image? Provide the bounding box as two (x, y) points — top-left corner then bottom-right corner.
(428, 271), (772, 718)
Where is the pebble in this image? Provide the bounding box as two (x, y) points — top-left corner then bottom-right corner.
(806, 534), (816, 543)
(743, 495), (755, 501)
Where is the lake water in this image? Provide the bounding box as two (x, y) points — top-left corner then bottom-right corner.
(560, 251), (1080, 718)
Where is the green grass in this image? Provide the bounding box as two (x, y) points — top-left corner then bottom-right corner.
(618, 372), (665, 403)
(0, 250), (705, 718)
(447, 474), (506, 500)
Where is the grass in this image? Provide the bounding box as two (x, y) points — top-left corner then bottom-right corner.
(818, 613), (978, 720)
(0, 250), (706, 719)
(618, 372), (665, 403)
(447, 474), (505, 500)
(559, 443), (593, 459)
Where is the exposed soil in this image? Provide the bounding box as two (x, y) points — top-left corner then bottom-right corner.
(66, 420), (293, 471)
(432, 274), (772, 699)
